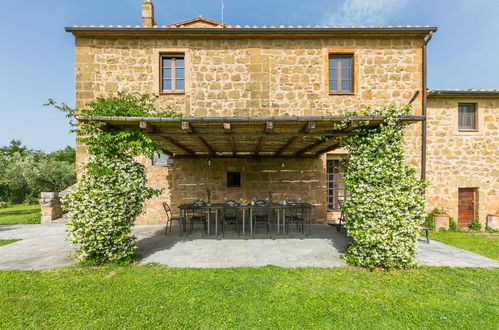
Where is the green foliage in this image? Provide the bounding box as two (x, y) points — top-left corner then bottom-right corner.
(48, 93), (178, 264)
(448, 217), (458, 232)
(49, 146), (76, 163)
(468, 219), (482, 231)
(45, 93), (180, 158)
(0, 140), (28, 156)
(485, 227), (498, 233)
(0, 140), (76, 203)
(26, 214), (41, 224)
(339, 105), (427, 269)
(63, 153), (158, 265)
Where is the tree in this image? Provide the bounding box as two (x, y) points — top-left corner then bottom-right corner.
(0, 142), (77, 203)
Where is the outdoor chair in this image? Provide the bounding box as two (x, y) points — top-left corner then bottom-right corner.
(222, 200), (240, 238)
(186, 204), (207, 237)
(252, 200), (271, 238)
(163, 202), (181, 235)
(285, 204), (306, 235)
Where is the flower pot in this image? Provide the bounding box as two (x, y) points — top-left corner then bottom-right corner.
(486, 214), (499, 230)
(433, 214), (449, 230)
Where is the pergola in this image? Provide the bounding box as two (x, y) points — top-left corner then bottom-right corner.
(78, 115), (424, 158)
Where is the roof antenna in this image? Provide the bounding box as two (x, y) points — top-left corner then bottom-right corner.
(221, 0), (225, 28)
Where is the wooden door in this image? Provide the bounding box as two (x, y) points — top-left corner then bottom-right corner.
(458, 188), (475, 228)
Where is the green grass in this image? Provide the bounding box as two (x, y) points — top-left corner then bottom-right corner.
(0, 204), (40, 225)
(429, 231), (499, 260)
(0, 239), (21, 246)
(0, 265), (498, 329)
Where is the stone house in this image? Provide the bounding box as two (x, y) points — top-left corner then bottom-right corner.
(65, 1), (498, 228)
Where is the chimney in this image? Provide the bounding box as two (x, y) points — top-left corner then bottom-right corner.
(142, 1), (156, 28)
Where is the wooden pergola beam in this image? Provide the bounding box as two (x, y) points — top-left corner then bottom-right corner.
(275, 121), (315, 156)
(295, 119), (358, 156)
(139, 121), (174, 157)
(313, 142), (341, 157)
(182, 122), (216, 155)
(223, 122), (237, 156)
(254, 122), (274, 156)
(295, 138), (332, 156)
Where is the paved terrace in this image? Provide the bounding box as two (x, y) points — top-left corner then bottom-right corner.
(1, 224), (498, 270)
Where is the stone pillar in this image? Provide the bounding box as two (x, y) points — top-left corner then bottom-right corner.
(39, 192), (64, 224)
(142, 1), (156, 28)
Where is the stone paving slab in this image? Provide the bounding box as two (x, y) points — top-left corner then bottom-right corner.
(0, 224), (498, 270)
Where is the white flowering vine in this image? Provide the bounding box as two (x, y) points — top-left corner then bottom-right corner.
(339, 105), (427, 269)
(48, 93), (178, 264)
(62, 153), (158, 264)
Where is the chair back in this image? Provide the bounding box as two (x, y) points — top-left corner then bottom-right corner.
(223, 200), (239, 218)
(253, 201), (268, 217)
(162, 202), (172, 220)
(289, 205), (305, 218)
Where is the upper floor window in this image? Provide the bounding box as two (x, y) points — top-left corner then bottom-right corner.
(161, 55), (184, 92)
(458, 103), (477, 130)
(329, 54), (353, 94)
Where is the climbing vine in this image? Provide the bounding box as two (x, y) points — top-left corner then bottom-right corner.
(47, 93), (180, 264)
(338, 105), (427, 269)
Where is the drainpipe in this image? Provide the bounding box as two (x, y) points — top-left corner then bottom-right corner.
(421, 31), (433, 183)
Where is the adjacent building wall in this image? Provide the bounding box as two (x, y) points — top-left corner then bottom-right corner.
(426, 96), (499, 226)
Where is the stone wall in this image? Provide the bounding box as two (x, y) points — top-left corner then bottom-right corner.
(426, 96), (499, 227)
(39, 192), (64, 224)
(138, 156), (328, 223)
(74, 35), (425, 224)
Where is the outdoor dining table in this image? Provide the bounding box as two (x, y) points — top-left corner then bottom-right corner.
(177, 202), (313, 237)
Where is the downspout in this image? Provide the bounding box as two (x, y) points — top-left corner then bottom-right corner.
(421, 31), (433, 182)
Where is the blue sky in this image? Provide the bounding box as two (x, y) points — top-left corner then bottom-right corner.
(0, 0), (497, 152)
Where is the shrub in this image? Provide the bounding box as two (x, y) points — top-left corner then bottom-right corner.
(448, 217), (458, 232)
(63, 153), (158, 264)
(26, 214), (41, 224)
(49, 93), (177, 264)
(339, 105), (427, 269)
(468, 219), (481, 231)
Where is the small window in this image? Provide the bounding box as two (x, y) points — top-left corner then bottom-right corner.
(161, 55), (185, 92)
(227, 172), (241, 188)
(329, 54), (353, 93)
(152, 152), (174, 166)
(458, 103), (477, 131)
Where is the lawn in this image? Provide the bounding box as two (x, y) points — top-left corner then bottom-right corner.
(0, 265), (498, 329)
(428, 231), (499, 260)
(0, 204), (40, 225)
(0, 239), (21, 246)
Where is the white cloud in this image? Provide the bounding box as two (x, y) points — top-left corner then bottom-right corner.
(324, 0), (410, 26)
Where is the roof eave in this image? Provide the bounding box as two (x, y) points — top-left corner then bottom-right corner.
(65, 26), (437, 37)
(428, 90), (499, 98)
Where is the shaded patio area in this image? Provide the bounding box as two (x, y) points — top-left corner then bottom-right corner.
(1, 224), (498, 270)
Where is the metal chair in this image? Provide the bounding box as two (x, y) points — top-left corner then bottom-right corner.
(186, 205), (207, 237)
(285, 204), (306, 235)
(163, 202), (181, 235)
(252, 200), (271, 238)
(222, 200), (240, 238)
